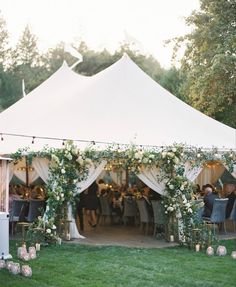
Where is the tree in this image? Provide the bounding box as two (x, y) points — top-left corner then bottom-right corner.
(176, 0), (236, 128)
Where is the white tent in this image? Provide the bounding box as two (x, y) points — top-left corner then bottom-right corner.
(0, 54), (236, 154)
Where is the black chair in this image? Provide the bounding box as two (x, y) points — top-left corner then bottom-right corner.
(203, 198), (229, 234)
(151, 200), (165, 237)
(136, 199), (153, 235)
(123, 196), (138, 225)
(25, 200), (45, 222)
(9, 199), (29, 234)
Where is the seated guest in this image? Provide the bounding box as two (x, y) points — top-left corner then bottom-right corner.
(202, 184), (219, 218)
(225, 184), (236, 218)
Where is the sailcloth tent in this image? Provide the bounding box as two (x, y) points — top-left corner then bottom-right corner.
(0, 54), (235, 155)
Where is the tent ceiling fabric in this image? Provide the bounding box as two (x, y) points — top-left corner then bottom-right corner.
(0, 54), (235, 154)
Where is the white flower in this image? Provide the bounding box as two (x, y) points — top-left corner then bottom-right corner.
(134, 152), (142, 160)
(46, 228), (51, 234)
(162, 152), (167, 158)
(197, 153), (201, 158)
(85, 158), (93, 166)
(56, 196), (60, 201)
(169, 184), (174, 190)
(76, 156), (84, 165)
(174, 157), (179, 164)
(61, 168), (66, 174)
(180, 185), (184, 191)
(52, 225), (57, 230)
(60, 193), (64, 198)
(172, 148), (177, 153)
(143, 158), (148, 164)
(66, 153), (73, 160)
(73, 179), (78, 184)
(167, 152), (174, 158)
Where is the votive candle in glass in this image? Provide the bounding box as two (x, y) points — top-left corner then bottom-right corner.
(35, 243), (40, 251)
(170, 235), (174, 242)
(195, 244), (200, 252)
(21, 265), (32, 277)
(10, 263), (20, 275)
(0, 260), (6, 269)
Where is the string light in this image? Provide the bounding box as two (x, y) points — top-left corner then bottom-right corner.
(1, 134), (3, 141)
(31, 136), (35, 144)
(62, 139), (65, 146)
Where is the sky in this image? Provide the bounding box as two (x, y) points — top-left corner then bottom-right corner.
(0, 0), (200, 68)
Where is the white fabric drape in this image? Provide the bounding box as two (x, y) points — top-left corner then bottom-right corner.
(184, 162), (203, 182)
(195, 163), (225, 188)
(67, 204), (85, 239)
(9, 162), (14, 182)
(137, 166), (166, 195)
(76, 161), (107, 193)
(11, 158), (38, 184)
(0, 160), (8, 212)
(32, 158), (50, 183)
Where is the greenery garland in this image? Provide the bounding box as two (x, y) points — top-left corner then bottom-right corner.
(11, 141), (236, 244)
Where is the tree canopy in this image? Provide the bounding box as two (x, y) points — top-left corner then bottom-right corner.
(175, 0), (236, 128)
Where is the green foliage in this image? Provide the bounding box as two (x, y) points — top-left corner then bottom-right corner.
(175, 0), (236, 128)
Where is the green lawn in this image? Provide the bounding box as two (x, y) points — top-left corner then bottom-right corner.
(1, 239), (236, 287)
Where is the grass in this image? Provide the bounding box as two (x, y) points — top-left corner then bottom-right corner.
(0, 239), (236, 287)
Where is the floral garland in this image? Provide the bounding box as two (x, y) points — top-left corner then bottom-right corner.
(11, 141), (236, 244)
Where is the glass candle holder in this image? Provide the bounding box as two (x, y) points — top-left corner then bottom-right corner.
(206, 246), (214, 256)
(216, 245), (227, 256)
(231, 251), (236, 259)
(0, 259), (6, 269)
(6, 261), (14, 270)
(10, 263), (20, 275)
(21, 265), (32, 277)
(22, 253), (30, 261)
(35, 243), (40, 251)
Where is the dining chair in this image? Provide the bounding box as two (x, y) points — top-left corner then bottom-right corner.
(151, 200), (165, 237)
(10, 199), (29, 235)
(99, 196), (114, 225)
(123, 196), (138, 225)
(136, 199), (152, 235)
(229, 200), (236, 232)
(203, 198), (229, 234)
(25, 200), (45, 222)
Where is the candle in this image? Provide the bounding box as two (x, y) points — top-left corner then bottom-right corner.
(6, 261), (14, 270)
(22, 253), (30, 261)
(21, 265), (32, 277)
(231, 251), (236, 259)
(35, 243), (41, 251)
(170, 235), (174, 242)
(206, 246), (214, 256)
(0, 260), (6, 269)
(57, 238), (62, 245)
(195, 244), (200, 252)
(10, 263), (20, 275)
(66, 233), (71, 241)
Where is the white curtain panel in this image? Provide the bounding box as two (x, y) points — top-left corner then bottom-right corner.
(67, 204), (85, 239)
(9, 162), (14, 182)
(137, 166), (166, 195)
(0, 160), (8, 212)
(109, 170), (126, 185)
(184, 162), (203, 182)
(196, 163), (225, 187)
(76, 160), (107, 193)
(11, 158), (38, 184)
(32, 158), (50, 183)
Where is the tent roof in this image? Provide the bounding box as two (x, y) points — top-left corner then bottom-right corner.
(0, 54), (235, 154)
